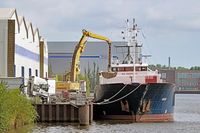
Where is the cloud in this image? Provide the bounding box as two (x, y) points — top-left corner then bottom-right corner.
(1, 0), (200, 67)
(2, 0), (200, 39)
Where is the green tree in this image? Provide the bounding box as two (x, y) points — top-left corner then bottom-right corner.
(190, 66), (200, 70)
(156, 64), (162, 69)
(83, 62), (100, 93)
(177, 67), (188, 70)
(96, 66), (100, 85)
(48, 62), (54, 78)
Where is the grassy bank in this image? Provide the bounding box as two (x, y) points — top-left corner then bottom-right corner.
(0, 83), (37, 132)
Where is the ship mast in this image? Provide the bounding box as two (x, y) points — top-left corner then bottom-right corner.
(122, 19), (142, 82)
(131, 18), (136, 82)
(121, 19), (142, 64)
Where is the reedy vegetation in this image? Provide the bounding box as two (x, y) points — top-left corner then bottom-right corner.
(0, 83), (37, 132)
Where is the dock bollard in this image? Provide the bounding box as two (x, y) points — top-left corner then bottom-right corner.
(78, 103), (89, 125)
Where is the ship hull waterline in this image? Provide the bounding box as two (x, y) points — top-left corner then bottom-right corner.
(93, 83), (175, 122)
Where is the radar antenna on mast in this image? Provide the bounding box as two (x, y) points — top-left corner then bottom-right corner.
(117, 19), (149, 64)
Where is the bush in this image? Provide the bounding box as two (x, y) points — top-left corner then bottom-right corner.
(0, 83), (37, 132)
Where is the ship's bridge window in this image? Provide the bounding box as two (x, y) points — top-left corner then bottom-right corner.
(112, 67), (126, 72)
(136, 67), (141, 71)
(112, 67), (134, 72)
(135, 67), (147, 71)
(112, 67), (147, 72)
(119, 67), (125, 71)
(111, 67), (119, 72)
(141, 67), (147, 71)
(124, 67), (134, 71)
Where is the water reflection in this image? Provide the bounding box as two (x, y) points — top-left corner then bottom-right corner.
(6, 124), (34, 133)
(33, 123), (90, 133)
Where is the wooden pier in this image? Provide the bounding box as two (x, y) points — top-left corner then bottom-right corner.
(34, 102), (93, 125)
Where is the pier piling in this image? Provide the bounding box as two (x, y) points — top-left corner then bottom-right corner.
(34, 102), (93, 124)
(78, 103), (90, 125)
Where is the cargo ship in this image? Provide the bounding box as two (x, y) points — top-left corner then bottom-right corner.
(93, 19), (175, 122)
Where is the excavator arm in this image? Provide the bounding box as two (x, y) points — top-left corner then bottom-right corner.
(70, 29), (111, 82)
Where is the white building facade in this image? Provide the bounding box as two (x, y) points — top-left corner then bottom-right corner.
(0, 8), (48, 78)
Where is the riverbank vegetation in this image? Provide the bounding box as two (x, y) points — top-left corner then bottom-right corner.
(149, 64), (200, 70)
(0, 83), (37, 132)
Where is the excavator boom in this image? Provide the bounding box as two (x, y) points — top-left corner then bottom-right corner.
(70, 29), (111, 82)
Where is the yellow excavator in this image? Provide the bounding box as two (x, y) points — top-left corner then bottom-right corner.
(56, 29), (111, 90)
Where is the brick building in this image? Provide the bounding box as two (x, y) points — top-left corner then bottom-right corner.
(160, 69), (200, 90)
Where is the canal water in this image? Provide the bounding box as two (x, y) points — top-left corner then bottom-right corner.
(7, 94), (200, 133)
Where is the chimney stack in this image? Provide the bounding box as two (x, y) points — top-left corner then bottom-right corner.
(168, 57), (171, 70)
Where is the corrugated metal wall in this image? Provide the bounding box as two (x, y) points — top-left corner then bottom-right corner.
(0, 20), (15, 77)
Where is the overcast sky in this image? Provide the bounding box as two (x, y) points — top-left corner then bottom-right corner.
(1, 0), (200, 68)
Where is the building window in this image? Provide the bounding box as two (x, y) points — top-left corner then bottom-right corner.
(21, 66), (24, 77)
(161, 73), (166, 79)
(29, 68), (32, 77)
(35, 69), (38, 77)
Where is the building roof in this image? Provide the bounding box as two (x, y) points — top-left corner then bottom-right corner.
(0, 8), (16, 19)
(18, 16), (24, 25)
(47, 41), (126, 53)
(0, 8), (44, 43)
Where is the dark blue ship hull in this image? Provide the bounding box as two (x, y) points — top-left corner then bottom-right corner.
(93, 83), (175, 122)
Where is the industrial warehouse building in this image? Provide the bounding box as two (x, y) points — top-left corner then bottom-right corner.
(0, 8), (48, 78)
(47, 41), (125, 76)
